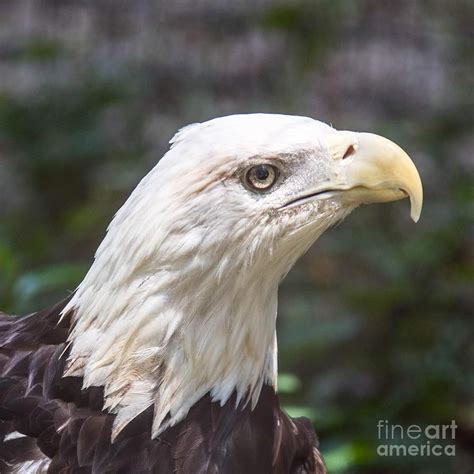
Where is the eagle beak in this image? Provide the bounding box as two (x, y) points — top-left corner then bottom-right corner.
(326, 132), (423, 222)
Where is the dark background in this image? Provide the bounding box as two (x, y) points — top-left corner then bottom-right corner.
(0, 1), (472, 472)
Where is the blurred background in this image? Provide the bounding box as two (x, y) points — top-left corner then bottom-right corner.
(0, 1), (472, 472)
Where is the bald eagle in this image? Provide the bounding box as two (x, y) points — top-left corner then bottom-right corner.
(0, 114), (422, 473)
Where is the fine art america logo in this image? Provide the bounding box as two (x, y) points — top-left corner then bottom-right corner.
(377, 420), (457, 457)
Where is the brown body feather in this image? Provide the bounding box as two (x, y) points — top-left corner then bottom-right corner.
(0, 300), (325, 473)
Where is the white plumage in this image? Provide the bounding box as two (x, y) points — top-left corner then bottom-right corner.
(61, 114), (422, 439)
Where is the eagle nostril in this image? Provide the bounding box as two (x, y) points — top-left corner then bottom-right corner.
(342, 144), (356, 160)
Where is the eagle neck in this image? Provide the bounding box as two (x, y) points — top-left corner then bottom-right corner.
(62, 247), (280, 439)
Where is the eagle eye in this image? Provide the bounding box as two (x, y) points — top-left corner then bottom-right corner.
(245, 164), (279, 191)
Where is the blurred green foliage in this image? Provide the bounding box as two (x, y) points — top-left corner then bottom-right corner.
(0, 1), (472, 472)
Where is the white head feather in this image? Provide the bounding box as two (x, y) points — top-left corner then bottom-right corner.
(62, 113), (405, 439)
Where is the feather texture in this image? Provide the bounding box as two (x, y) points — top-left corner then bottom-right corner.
(0, 301), (326, 473)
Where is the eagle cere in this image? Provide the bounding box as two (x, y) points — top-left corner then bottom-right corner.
(0, 114), (422, 473)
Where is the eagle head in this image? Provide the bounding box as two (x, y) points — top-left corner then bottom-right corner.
(63, 114), (422, 438)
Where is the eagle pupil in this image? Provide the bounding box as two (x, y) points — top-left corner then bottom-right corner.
(255, 165), (269, 181)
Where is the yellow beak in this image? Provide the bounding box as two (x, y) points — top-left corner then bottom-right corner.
(327, 132), (423, 222)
